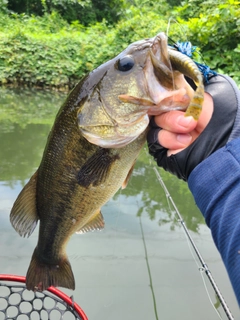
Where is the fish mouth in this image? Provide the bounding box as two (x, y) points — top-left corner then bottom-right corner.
(119, 32), (193, 116)
(118, 87), (190, 116)
(79, 32), (203, 149)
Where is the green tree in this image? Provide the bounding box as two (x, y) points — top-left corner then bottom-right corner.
(7, 0), (43, 15)
(0, 0), (239, 87)
(175, 0), (240, 82)
(6, 0), (126, 25)
(0, 0), (9, 13)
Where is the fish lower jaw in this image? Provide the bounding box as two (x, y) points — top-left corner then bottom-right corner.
(81, 123), (148, 148)
(147, 87), (191, 116)
(81, 131), (139, 148)
(147, 105), (187, 116)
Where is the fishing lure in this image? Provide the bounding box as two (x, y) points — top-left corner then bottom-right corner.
(172, 40), (218, 83)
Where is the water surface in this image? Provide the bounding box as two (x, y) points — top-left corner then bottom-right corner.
(0, 88), (238, 319)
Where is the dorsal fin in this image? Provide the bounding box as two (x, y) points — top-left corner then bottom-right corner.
(10, 171), (39, 238)
(76, 210), (105, 234)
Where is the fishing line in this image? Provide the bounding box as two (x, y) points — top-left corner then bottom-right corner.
(166, 17), (189, 44)
(199, 268), (223, 319)
(139, 215), (159, 320)
(153, 166), (234, 320)
(166, 17), (173, 41)
(173, 203), (223, 320)
(158, 171), (223, 319)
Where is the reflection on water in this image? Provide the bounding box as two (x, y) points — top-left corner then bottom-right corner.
(0, 88), (238, 319)
(1, 124), (49, 185)
(120, 155), (205, 233)
(0, 87), (64, 184)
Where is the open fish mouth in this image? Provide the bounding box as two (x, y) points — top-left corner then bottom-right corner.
(118, 87), (191, 116)
(78, 32), (204, 149)
(119, 32), (195, 116)
(147, 32), (204, 119)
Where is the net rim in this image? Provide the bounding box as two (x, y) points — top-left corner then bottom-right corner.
(0, 274), (88, 320)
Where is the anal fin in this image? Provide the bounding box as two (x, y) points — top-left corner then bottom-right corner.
(10, 170), (39, 238)
(76, 210), (105, 234)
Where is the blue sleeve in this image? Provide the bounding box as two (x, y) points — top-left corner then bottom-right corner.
(188, 137), (240, 305)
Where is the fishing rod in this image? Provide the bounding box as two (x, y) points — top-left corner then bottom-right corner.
(153, 166), (234, 320)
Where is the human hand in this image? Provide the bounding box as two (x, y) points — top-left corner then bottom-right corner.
(147, 75), (239, 181)
(155, 92), (213, 156)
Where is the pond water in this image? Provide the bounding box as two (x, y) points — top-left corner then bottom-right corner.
(0, 88), (238, 319)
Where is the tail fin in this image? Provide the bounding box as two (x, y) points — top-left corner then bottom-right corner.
(26, 248), (75, 291)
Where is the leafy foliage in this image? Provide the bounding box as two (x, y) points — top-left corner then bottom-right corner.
(0, 0), (239, 88)
(173, 0), (240, 83)
(0, 0), (9, 13)
(0, 11), (177, 88)
(6, 0), (126, 25)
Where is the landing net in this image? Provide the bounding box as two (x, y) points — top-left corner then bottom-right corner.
(0, 274), (88, 320)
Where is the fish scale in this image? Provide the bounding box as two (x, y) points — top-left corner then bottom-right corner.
(10, 32), (204, 291)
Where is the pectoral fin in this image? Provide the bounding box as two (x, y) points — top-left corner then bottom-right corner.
(76, 210), (105, 234)
(77, 148), (119, 188)
(10, 171), (39, 238)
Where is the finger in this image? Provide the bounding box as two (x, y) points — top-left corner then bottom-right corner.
(158, 129), (193, 150)
(154, 111), (197, 133)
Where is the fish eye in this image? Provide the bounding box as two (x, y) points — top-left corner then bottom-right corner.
(116, 55), (135, 72)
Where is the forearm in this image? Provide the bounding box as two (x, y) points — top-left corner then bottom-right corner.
(188, 137), (240, 305)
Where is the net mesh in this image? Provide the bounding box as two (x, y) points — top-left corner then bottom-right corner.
(0, 281), (85, 320)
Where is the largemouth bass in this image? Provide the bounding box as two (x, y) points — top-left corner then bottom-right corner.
(10, 32), (204, 291)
